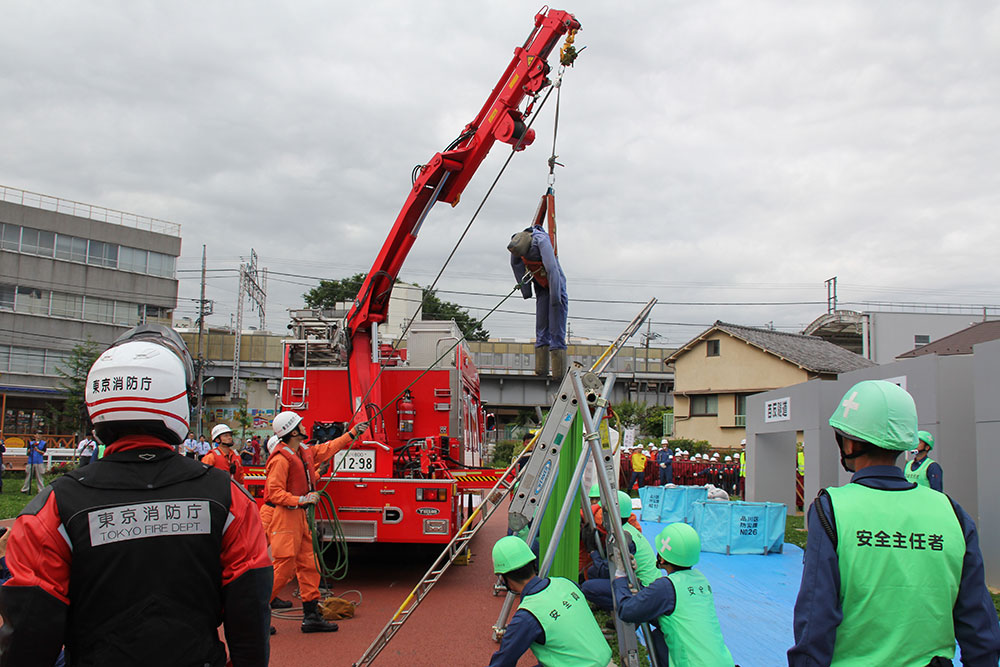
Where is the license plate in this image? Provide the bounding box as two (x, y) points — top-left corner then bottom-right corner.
(334, 450), (376, 474)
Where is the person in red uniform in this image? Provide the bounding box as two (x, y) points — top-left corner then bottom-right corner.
(0, 324), (272, 667)
(203, 423), (245, 485)
(265, 410), (368, 633)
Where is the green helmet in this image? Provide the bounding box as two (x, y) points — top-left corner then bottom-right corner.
(492, 536), (535, 574)
(655, 523), (701, 567)
(828, 380), (917, 451)
(588, 483), (601, 499)
(600, 490), (634, 519)
(917, 430), (935, 450)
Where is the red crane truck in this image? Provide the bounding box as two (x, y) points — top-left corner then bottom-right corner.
(244, 8), (581, 545)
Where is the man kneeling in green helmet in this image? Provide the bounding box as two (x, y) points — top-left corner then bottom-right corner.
(613, 522), (734, 666)
(487, 536), (612, 667)
(788, 380), (1000, 666)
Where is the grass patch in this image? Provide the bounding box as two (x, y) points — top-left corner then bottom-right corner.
(593, 608), (651, 665)
(785, 513), (808, 550)
(0, 472), (66, 520)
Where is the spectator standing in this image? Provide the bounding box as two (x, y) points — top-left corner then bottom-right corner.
(75, 431), (96, 467)
(656, 437), (673, 486)
(21, 434), (46, 494)
(197, 434), (211, 458)
(182, 431), (199, 459)
(627, 446), (648, 492)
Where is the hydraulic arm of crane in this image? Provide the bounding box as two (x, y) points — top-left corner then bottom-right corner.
(346, 8), (581, 337)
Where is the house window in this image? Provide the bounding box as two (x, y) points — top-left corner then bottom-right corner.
(88, 240), (119, 268)
(706, 339), (720, 357)
(690, 394), (718, 416)
(50, 292), (84, 319)
(914, 334), (930, 347)
(735, 394), (748, 427)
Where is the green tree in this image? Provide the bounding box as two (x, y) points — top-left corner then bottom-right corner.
(303, 273), (367, 309)
(233, 398), (253, 443)
(613, 401), (672, 440)
(302, 274), (489, 341)
(56, 339), (103, 435)
(420, 287), (489, 341)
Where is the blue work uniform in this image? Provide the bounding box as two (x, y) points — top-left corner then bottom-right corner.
(511, 225), (568, 351)
(656, 449), (673, 485)
(611, 575), (675, 667)
(788, 465), (1000, 666)
(908, 457), (944, 492)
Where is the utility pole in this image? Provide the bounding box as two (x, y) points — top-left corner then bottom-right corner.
(826, 276), (838, 313)
(197, 245), (207, 435)
(232, 249), (267, 402)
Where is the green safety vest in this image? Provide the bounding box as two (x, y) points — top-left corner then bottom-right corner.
(623, 522), (662, 587)
(517, 577), (612, 667)
(738, 451), (745, 477)
(797, 451), (805, 476)
(904, 457), (935, 488)
(826, 483), (963, 666)
(656, 569), (734, 667)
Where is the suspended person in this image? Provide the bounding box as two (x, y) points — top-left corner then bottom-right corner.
(905, 429), (943, 492)
(508, 223), (568, 379)
(613, 522), (734, 667)
(203, 423), (245, 485)
(265, 410), (368, 633)
(486, 536), (612, 667)
(788, 380), (1000, 666)
(0, 324), (272, 666)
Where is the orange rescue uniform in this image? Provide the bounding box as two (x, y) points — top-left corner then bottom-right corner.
(265, 432), (355, 603)
(201, 446), (245, 485)
(579, 503), (643, 577)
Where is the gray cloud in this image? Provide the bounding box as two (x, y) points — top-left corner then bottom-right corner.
(2, 1), (999, 345)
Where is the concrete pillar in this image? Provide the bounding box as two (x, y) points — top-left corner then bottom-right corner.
(748, 431), (797, 507)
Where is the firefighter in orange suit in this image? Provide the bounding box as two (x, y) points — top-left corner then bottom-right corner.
(265, 411), (368, 633)
(203, 423), (245, 485)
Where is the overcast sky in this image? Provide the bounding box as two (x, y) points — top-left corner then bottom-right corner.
(3, 1), (999, 346)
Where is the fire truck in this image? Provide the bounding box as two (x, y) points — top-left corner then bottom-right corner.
(245, 8), (581, 545)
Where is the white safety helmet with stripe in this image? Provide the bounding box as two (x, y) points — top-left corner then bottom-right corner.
(266, 435), (280, 455)
(211, 423), (233, 442)
(86, 324), (194, 446)
(272, 411), (304, 439)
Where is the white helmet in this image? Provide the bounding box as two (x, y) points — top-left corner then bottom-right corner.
(273, 411), (304, 438)
(740, 438), (747, 446)
(725, 455), (733, 462)
(211, 424), (233, 442)
(267, 435), (280, 454)
(86, 324), (193, 446)
(661, 437), (669, 445)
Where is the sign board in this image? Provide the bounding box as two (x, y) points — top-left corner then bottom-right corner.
(764, 397), (791, 423)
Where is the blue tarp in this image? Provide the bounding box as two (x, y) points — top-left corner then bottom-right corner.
(639, 485), (707, 524)
(692, 500), (787, 555)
